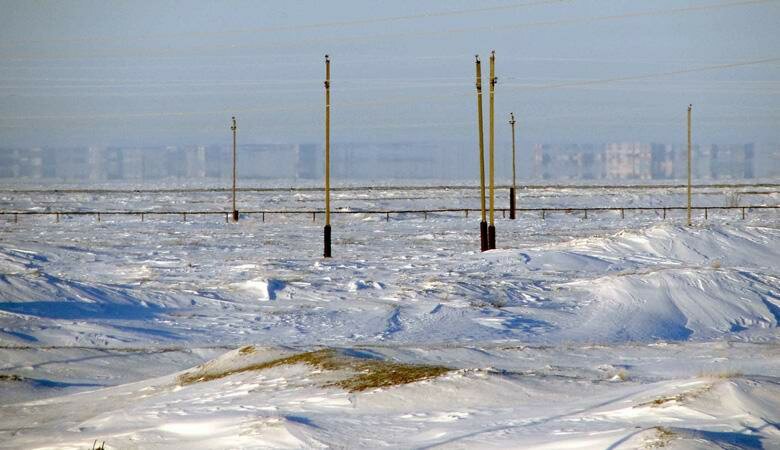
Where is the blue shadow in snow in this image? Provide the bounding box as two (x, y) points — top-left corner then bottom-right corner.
(681, 429), (764, 449)
(1, 329), (39, 342)
(285, 415), (322, 429)
(110, 324), (182, 339)
(30, 378), (106, 389)
(0, 301), (159, 320)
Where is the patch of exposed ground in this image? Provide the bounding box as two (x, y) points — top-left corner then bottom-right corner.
(177, 348), (451, 392)
(635, 383), (713, 408)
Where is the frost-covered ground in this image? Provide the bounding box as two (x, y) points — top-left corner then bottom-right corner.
(0, 185), (779, 449)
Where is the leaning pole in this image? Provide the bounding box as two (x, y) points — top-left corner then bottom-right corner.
(324, 55), (332, 258)
(475, 55), (488, 252)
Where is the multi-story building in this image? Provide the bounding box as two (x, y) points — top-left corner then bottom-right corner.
(533, 144), (603, 180)
(0, 142), (768, 182)
(604, 142), (652, 180)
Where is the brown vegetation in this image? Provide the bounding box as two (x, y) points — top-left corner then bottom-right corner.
(0, 373), (24, 382)
(636, 384), (712, 408)
(177, 348), (451, 392)
(644, 427), (677, 448)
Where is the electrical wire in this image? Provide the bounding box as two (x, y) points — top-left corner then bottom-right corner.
(0, 0), (570, 48)
(0, 0), (774, 60)
(505, 57), (780, 91)
(3, 55), (778, 120)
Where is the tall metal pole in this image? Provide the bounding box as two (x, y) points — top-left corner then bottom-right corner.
(488, 50), (497, 249)
(687, 104), (692, 227)
(475, 55), (488, 252)
(231, 116), (238, 222)
(324, 55), (332, 257)
(509, 112), (516, 220)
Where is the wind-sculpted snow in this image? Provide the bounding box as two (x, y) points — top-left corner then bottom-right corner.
(567, 269), (780, 341)
(2, 344), (780, 449)
(564, 223), (780, 270)
(0, 215), (777, 347)
(0, 186), (778, 448)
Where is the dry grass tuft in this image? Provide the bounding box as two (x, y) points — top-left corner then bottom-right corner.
(698, 370), (743, 379)
(0, 373), (24, 382)
(238, 345), (256, 355)
(614, 369), (629, 381)
(177, 348), (451, 392)
(644, 426), (677, 448)
(636, 384), (712, 408)
(328, 360), (451, 392)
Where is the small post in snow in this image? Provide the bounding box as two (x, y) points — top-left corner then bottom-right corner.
(509, 112), (517, 220)
(231, 116), (239, 222)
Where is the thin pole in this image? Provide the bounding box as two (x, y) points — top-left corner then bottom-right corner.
(687, 104), (692, 227)
(475, 55), (488, 252)
(509, 112), (516, 220)
(231, 116), (238, 222)
(510, 112), (516, 190)
(324, 55), (332, 258)
(488, 50), (497, 249)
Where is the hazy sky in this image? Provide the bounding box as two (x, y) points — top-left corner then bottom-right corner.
(0, 0), (778, 147)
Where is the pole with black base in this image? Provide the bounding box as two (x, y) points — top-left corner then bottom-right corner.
(231, 116), (239, 222)
(475, 55), (488, 252)
(324, 55), (332, 258)
(488, 51), (497, 250)
(509, 112), (516, 220)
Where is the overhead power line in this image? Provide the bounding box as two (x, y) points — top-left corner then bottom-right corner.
(0, 56), (777, 121)
(0, 0), (775, 60)
(507, 57), (780, 91)
(0, 0), (569, 48)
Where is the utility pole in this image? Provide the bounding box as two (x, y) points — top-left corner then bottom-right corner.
(324, 55), (332, 258)
(231, 116), (238, 222)
(488, 50), (497, 250)
(509, 112), (516, 220)
(475, 55), (488, 252)
(687, 104), (692, 227)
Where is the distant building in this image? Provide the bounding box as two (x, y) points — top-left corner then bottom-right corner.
(237, 144), (298, 179)
(700, 143), (754, 179)
(533, 142), (758, 181)
(650, 143), (675, 179)
(0, 141), (767, 182)
(533, 144), (603, 180)
(0, 147), (44, 179)
(296, 144), (320, 179)
(605, 142), (652, 180)
(204, 145), (227, 178)
(183, 146), (207, 179)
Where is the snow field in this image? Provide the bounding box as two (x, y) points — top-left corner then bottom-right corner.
(0, 186), (778, 448)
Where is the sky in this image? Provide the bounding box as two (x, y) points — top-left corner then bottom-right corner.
(0, 0), (778, 148)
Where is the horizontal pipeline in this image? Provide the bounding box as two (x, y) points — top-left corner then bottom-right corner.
(2, 205), (778, 216)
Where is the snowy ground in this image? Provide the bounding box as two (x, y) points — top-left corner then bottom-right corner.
(0, 185), (779, 449)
